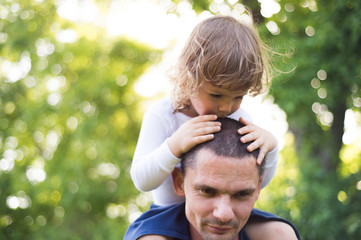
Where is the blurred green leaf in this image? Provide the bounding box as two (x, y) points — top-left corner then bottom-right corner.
(0, 0), (160, 239)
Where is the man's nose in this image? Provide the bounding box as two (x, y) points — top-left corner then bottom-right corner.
(213, 195), (235, 223)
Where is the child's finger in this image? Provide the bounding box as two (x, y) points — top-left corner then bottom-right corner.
(195, 125), (221, 136)
(193, 134), (215, 145)
(193, 114), (218, 123)
(238, 125), (257, 135)
(238, 116), (252, 126)
(246, 141), (260, 152)
(240, 132), (259, 143)
(256, 150), (266, 165)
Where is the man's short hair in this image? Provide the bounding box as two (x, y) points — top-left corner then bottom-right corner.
(181, 117), (265, 177)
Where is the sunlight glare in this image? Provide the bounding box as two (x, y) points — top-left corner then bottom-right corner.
(47, 92), (61, 106)
(1, 52), (31, 83)
(26, 167), (46, 184)
(55, 29), (78, 43)
(56, 0), (101, 23)
(242, 95), (288, 150)
(343, 110), (361, 144)
(36, 38), (55, 57)
(259, 0), (281, 18)
(6, 191), (31, 210)
(106, 0), (178, 49)
(134, 65), (169, 97)
(47, 77), (61, 92)
(266, 21), (280, 35)
(0, 157), (15, 172)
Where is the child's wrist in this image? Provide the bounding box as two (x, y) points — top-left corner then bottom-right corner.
(167, 137), (181, 158)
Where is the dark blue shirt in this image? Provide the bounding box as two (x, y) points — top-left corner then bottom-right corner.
(124, 203), (301, 240)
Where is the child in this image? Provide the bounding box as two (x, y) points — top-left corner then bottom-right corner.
(131, 15), (278, 207)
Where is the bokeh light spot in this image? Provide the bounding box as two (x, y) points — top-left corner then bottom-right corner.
(311, 78), (320, 88)
(36, 215), (47, 226)
(317, 88), (327, 99)
(337, 191), (347, 203)
(357, 181), (361, 190)
(317, 69), (327, 80)
(305, 26), (315, 36)
(26, 167), (46, 184)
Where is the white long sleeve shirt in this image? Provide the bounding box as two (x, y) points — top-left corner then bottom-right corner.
(131, 97), (278, 206)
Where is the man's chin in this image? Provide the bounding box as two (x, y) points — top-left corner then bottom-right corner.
(199, 233), (238, 240)
(200, 225), (238, 240)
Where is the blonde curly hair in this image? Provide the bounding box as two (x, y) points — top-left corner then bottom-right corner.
(170, 15), (271, 112)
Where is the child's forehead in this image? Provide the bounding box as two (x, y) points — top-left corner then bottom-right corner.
(202, 82), (248, 95)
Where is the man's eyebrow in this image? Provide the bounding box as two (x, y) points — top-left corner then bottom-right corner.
(194, 184), (256, 195)
(194, 184), (216, 190)
(233, 188), (256, 196)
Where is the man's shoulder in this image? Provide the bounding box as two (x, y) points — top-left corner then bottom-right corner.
(124, 205), (301, 240)
(247, 209), (301, 240)
(123, 203), (191, 240)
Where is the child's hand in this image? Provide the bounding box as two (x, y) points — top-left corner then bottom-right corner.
(168, 115), (221, 158)
(238, 117), (277, 165)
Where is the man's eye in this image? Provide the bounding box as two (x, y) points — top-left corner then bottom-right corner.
(201, 188), (216, 196)
(234, 193), (246, 199)
(233, 192), (251, 200)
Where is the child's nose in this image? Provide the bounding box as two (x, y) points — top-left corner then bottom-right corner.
(218, 102), (232, 114)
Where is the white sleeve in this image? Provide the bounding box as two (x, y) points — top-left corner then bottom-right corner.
(260, 144), (278, 188)
(130, 110), (180, 192)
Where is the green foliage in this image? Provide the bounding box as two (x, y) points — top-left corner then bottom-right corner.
(259, 0), (361, 239)
(269, 0), (361, 168)
(0, 0), (161, 239)
(1, 0), (361, 239)
(184, 0), (361, 239)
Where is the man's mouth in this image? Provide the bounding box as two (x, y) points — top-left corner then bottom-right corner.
(207, 224), (233, 234)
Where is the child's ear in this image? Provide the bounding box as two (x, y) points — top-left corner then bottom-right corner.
(172, 168), (185, 197)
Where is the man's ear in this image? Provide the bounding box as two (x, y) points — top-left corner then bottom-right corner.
(255, 175), (263, 200)
(172, 168), (185, 197)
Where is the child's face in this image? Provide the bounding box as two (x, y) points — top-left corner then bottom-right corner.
(188, 83), (245, 118)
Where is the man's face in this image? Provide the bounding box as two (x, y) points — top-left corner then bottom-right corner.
(178, 149), (262, 240)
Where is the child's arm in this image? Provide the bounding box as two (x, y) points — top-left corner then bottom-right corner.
(237, 117), (278, 188)
(131, 112), (220, 192)
(131, 110), (178, 192)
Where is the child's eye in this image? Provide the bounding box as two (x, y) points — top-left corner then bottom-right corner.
(210, 94), (222, 98)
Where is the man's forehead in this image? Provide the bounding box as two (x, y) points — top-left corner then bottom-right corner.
(193, 148), (257, 169)
(187, 148), (260, 185)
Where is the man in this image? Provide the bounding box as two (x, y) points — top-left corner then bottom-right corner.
(125, 118), (300, 240)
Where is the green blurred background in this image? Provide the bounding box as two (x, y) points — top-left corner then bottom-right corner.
(0, 0), (360, 239)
